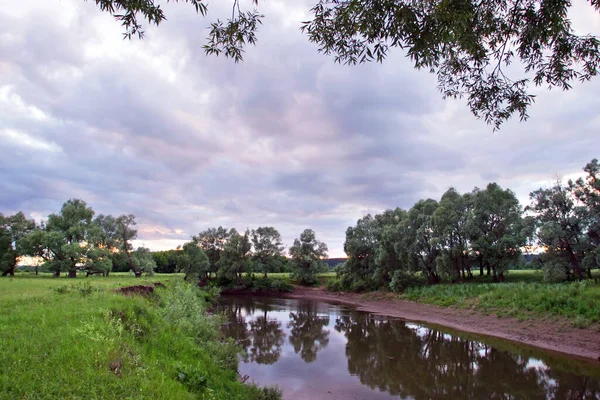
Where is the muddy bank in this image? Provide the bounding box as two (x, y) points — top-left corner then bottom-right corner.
(274, 286), (600, 362)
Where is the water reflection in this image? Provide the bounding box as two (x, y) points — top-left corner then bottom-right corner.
(248, 311), (285, 364)
(219, 297), (600, 400)
(288, 302), (330, 362)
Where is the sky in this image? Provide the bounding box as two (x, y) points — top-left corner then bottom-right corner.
(1, 0), (599, 257)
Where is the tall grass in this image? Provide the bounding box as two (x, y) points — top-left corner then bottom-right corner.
(402, 280), (600, 326)
(0, 275), (281, 400)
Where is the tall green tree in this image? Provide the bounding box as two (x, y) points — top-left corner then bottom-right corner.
(114, 214), (139, 276)
(527, 162), (598, 281)
(373, 208), (407, 286)
(251, 226), (285, 279)
(219, 229), (252, 281)
(0, 212), (36, 277)
(433, 188), (474, 281)
(130, 247), (156, 277)
(339, 208), (407, 291)
(38, 199), (95, 278)
(289, 229), (328, 286)
(400, 199), (441, 284)
(193, 227), (231, 277)
(573, 159), (600, 276)
(152, 250), (179, 273)
(87, 214), (120, 276)
(177, 242), (210, 281)
(342, 214), (381, 290)
(92, 0), (600, 129)
(470, 183), (524, 282)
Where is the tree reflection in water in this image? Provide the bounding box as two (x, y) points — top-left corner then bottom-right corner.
(287, 301), (330, 362)
(220, 298), (600, 400)
(221, 301), (285, 365)
(247, 311), (285, 364)
(335, 314), (600, 400)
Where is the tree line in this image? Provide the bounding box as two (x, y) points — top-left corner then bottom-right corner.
(0, 200), (154, 278)
(0, 201), (330, 283)
(336, 158), (600, 292)
(2, 158), (597, 287)
(177, 226), (328, 285)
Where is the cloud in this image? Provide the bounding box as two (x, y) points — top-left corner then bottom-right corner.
(1, 0), (599, 256)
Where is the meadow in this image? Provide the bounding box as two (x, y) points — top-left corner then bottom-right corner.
(0, 273), (280, 400)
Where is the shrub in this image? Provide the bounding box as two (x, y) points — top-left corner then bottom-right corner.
(77, 281), (97, 297)
(389, 270), (419, 293)
(54, 285), (70, 294)
(542, 259), (568, 283)
(326, 278), (343, 292)
(269, 279), (293, 292)
(175, 363), (208, 393)
(160, 281), (220, 343)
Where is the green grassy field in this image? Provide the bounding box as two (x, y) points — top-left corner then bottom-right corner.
(0, 274), (280, 400)
(399, 270), (600, 327)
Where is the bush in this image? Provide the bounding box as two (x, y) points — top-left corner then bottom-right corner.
(107, 303), (158, 341)
(77, 281), (98, 297)
(218, 276), (294, 293)
(389, 270), (420, 293)
(326, 278), (343, 292)
(269, 279), (293, 292)
(54, 285), (70, 294)
(160, 281), (220, 343)
(325, 275), (380, 292)
(542, 259), (568, 283)
(175, 363), (208, 392)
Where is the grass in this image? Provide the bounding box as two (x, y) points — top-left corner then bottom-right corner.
(0, 274), (281, 400)
(401, 276), (600, 327)
(263, 272), (336, 285)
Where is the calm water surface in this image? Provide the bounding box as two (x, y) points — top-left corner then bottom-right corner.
(219, 296), (600, 400)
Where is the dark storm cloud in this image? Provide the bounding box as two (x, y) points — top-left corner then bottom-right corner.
(1, 0), (599, 255)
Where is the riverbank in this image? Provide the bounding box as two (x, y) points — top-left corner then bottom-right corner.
(0, 276), (280, 400)
(281, 286), (600, 362)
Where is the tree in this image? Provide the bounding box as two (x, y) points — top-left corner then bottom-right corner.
(0, 212), (36, 277)
(153, 250), (179, 273)
(37, 199), (95, 278)
(470, 183), (524, 282)
(251, 226), (285, 278)
(87, 214), (120, 276)
(342, 214), (382, 290)
(177, 242), (210, 281)
(219, 229), (252, 281)
(193, 227), (231, 277)
(83, 245), (113, 276)
(114, 214), (139, 276)
(289, 229), (328, 286)
(373, 208), (407, 287)
(92, 0), (600, 129)
(527, 164), (597, 281)
(573, 159), (600, 276)
(130, 247), (156, 276)
(400, 199), (441, 284)
(338, 208), (409, 291)
(433, 188), (474, 281)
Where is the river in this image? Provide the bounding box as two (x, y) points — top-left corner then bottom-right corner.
(219, 296), (600, 400)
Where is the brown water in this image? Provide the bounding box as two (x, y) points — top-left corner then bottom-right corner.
(219, 296), (600, 400)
